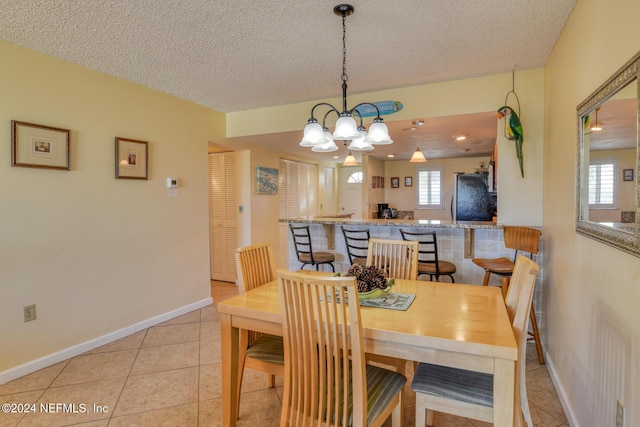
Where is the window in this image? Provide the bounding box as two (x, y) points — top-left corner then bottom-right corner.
(588, 159), (617, 209)
(347, 171), (363, 184)
(416, 166), (444, 209)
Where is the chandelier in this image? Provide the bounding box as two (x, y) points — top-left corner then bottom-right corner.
(299, 4), (393, 163)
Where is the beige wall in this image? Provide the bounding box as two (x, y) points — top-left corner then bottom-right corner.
(0, 40), (222, 372)
(544, 1), (640, 425)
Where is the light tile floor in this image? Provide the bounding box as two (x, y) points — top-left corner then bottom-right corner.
(0, 281), (568, 426)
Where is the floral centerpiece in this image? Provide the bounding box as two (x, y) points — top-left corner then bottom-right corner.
(337, 264), (395, 300)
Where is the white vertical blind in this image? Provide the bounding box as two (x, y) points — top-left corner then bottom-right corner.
(278, 159), (318, 269)
(322, 167), (336, 215)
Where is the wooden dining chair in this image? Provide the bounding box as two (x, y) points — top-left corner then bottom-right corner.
(365, 237), (418, 424)
(412, 255), (539, 427)
(472, 226), (544, 364)
(277, 270), (406, 427)
(289, 224), (336, 271)
(399, 229), (457, 282)
(341, 226), (371, 266)
(366, 238), (418, 280)
(234, 243), (285, 420)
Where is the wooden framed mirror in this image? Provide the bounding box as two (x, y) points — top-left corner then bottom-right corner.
(576, 51), (640, 257)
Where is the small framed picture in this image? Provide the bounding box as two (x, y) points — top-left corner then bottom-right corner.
(623, 168), (634, 181)
(12, 120), (70, 170)
(380, 176), (384, 188)
(390, 177), (399, 188)
(372, 175), (377, 189)
(116, 137), (148, 179)
(405, 176), (413, 187)
(256, 166), (278, 195)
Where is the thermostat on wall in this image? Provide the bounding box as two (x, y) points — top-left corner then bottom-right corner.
(166, 177), (179, 188)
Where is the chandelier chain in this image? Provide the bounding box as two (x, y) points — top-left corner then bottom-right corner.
(341, 11), (348, 84)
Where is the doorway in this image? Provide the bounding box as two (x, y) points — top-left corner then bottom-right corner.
(339, 166), (363, 219)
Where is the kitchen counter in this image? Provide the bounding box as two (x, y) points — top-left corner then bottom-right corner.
(280, 217), (500, 229)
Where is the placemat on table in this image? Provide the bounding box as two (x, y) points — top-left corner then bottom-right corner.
(360, 293), (415, 311)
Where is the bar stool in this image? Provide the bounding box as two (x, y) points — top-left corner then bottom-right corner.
(399, 229), (457, 282)
(472, 226), (545, 364)
(289, 224), (335, 272)
(341, 226), (370, 266)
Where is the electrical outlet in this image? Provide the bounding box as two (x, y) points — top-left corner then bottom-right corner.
(23, 304), (36, 322)
(616, 399), (625, 427)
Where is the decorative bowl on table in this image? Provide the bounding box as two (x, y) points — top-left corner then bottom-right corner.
(335, 264), (395, 300)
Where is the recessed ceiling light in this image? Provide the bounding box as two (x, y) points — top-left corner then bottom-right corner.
(455, 135), (467, 141)
(387, 154), (395, 158)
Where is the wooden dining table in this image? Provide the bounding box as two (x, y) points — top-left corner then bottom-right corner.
(218, 277), (519, 427)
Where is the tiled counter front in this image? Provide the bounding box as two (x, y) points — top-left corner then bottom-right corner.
(281, 219), (543, 325)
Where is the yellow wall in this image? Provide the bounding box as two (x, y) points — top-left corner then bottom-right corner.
(0, 40), (222, 372)
(544, 0), (640, 425)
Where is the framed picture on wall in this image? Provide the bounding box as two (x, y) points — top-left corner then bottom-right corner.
(380, 176), (384, 188)
(372, 175), (377, 189)
(405, 176), (413, 187)
(116, 137), (148, 179)
(623, 168), (634, 181)
(256, 166), (278, 195)
(12, 120), (70, 170)
(390, 177), (399, 188)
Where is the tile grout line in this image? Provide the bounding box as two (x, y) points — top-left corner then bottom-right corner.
(106, 327), (150, 425)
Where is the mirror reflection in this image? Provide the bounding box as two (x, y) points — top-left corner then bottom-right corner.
(581, 80), (637, 232)
(576, 51), (640, 258)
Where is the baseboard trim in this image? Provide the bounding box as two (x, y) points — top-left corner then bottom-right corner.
(0, 297), (213, 385)
(543, 348), (579, 427)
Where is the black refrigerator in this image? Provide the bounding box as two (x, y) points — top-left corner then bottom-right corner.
(452, 173), (497, 221)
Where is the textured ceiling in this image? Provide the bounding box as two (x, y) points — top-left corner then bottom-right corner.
(0, 0), (575, 161)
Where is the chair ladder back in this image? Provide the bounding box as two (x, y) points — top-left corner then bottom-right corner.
(367, 238), (419, 280)
(277, 270), (368, 427)
(289, 224), (315, 263)
(400, 230), (439, 264)
(342, 227), (371, 265)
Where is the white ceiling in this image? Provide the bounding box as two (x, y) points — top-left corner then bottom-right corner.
(0, 0), (576, 162)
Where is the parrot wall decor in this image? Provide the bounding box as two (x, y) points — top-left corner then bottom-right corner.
(497, 105), (524, 178)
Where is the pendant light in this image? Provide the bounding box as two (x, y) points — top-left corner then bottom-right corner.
(410, 147), (427, 163)
(343, 152), (358, 166)
(591, 106), (602, 132)
(299, 4), (393, 160)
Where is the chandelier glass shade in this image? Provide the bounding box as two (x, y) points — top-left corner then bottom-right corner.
(299, 4), (393, 160)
